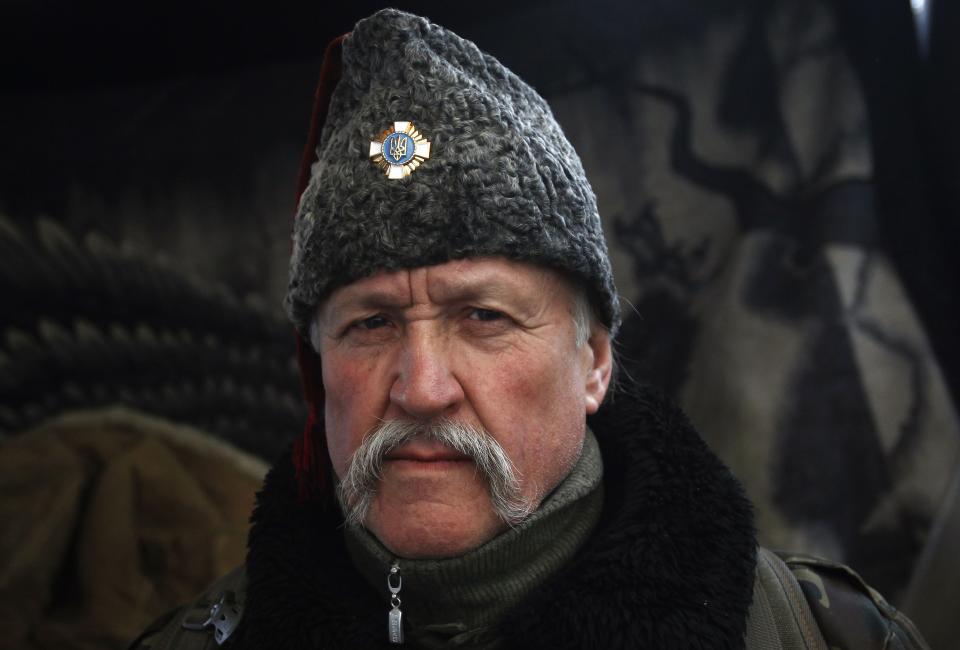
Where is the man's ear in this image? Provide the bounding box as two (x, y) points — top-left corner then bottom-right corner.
(584, 327), (613, 415)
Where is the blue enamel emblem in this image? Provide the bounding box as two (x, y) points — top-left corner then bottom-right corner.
(382, 132), (416, 165)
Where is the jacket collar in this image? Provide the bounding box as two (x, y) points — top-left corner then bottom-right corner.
(235, 384), (757, 649)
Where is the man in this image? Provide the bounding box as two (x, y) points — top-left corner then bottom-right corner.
(132, 9), (929, 649)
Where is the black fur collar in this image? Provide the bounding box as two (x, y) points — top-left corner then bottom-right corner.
(233, 385), (756, 649)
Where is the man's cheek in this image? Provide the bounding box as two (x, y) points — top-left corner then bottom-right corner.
(328, 353), (398, 471)
(323, 371), (364, 477)
(492, 354), (552, 405)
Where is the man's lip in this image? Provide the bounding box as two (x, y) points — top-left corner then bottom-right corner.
(385, 443), (472, 462)
(386, 452), (472, 462)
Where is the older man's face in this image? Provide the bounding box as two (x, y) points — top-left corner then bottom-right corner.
(314, 257), (611, 558)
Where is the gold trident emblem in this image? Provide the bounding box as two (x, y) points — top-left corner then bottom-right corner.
(369, 121), (432, 179)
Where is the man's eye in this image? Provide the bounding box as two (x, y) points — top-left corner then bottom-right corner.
(355, 315), (390, 330)
(469, 308), (505, 322)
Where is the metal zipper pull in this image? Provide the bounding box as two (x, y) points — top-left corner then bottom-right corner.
(387, 561), (404, 644)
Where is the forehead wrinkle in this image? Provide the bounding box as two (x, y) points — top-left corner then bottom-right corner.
(425, 266), (540, 307)
(344, 290), (413, 311)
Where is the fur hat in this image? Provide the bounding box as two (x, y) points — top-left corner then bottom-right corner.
(286, 8), (620, 335)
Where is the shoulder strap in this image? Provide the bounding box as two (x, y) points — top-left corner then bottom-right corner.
(745, 547), (829, 650)
(776, 552), (931, 650)
(129, 566), (248, 650)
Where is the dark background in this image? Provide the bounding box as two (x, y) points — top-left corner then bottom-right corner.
(2, 0), (957, 394)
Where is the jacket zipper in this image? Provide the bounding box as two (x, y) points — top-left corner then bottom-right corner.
(387, 560), (404, 644)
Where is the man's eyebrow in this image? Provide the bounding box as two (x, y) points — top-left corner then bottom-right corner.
(429, 275), (537, 307)
(323, 272), (541, 321)
(325, 290), (411, 317)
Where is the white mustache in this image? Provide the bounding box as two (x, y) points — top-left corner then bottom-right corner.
(336, 419), (533, 528)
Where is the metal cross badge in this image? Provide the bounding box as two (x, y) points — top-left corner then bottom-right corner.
(369, 121), (431, 180)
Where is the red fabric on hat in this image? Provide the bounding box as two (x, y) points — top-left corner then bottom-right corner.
(292, 33), (347, 503)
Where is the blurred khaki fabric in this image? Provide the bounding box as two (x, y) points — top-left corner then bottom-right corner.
(0, 407), (268, 650)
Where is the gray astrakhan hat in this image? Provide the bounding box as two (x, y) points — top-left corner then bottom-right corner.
(285, 8), (620, 336)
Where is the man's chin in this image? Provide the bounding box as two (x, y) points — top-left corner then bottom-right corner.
(363, 497), (509, 559)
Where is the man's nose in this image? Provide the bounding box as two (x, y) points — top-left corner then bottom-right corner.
(389, 328), (464, 420)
